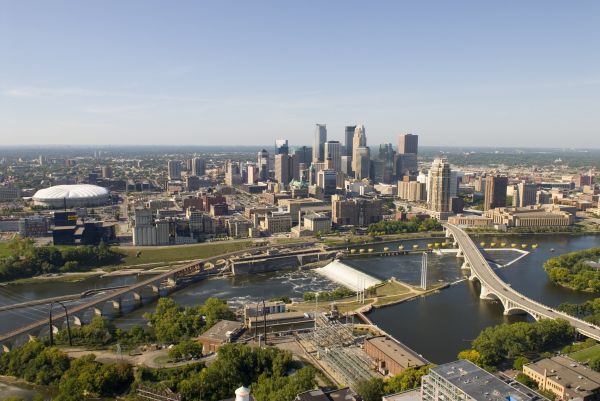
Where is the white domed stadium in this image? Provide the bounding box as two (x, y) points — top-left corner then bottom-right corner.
(32, 184), (110, 208)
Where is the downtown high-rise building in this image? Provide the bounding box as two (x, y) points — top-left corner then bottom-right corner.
(354, 146), (370, 180)
(167, 160), (181, 180)
(428, 158), (452, 213)
(396, 133), (419, 175)
(352, 125), (367, 176)
(275, 154), (299, 185)
(191, 157), (206, 176)
(514, 182), (537, 207)
(398, 133), (419, 155)
(257, 149), (270, 181)
(324, 141), (342, 172)
(293, 146), (312, 166)
(344, 125), (356, 157)
(275, 139), (289, 155)
(484, 175), (508, 210)
(312, 124), (327, 163)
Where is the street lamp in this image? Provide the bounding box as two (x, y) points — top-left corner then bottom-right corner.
(49, 301), (72, 347)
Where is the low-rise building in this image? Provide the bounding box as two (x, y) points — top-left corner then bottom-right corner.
(303, 213), (331, 234)
(484, 205), (574, 227)
(0, 186), (21, 201)
(261, 212), (292, 234)
(243, 301), (287, 322)
(364, 336), (427, 376)
(523, 355), (600, 401)
(247, 311), (313, 333)
(331, 195), (383, 227)
(197, 320), (243, 354)
(447, 214), (493, 228)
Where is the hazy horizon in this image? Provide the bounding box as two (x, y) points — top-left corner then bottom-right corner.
(2, 1), (599, 147)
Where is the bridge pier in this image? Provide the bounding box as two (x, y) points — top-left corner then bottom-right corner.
(1, 344), (9, 353)
(27, 334), (37, 342)
(149, 285), (160, 295)
(132, 291), (142, 304)
(461, 260), (471, 270)
(111, 299), (122, 313)
(72, 315), (83, 326)
(92, 307), (103, 317)
(166, 278), (177, 287)
(456, 248), (464, 258)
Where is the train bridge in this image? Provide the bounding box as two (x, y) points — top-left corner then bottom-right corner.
(444, 223), (600, 341)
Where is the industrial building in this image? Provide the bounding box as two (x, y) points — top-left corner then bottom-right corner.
(363, 336), (427, 376)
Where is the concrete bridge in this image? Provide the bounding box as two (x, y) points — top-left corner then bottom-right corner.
(0, 241), (316, 352)
(443, 223), (600, 341)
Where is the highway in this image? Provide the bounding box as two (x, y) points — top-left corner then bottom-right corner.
(443, 223), (600, 341)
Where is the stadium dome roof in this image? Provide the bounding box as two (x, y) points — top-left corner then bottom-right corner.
(33, 184), (109, 200)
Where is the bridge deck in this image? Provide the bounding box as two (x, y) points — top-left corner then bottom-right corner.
(444, 223), (600, 341)
(0, 242), (313, 344)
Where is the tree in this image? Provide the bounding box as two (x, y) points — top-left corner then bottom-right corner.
(513, 356), (530, 371)
(169, 340), (203, 360)
(384, 365), (433, 394)
(457, 349), (483, 366)
(355, 377), (385, 401)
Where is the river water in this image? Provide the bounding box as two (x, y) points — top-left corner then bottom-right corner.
(1, 234), (599, 397)
(366, 234), (600, 364)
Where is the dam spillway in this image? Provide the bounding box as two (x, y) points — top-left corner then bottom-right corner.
(315, 259), (382, 291)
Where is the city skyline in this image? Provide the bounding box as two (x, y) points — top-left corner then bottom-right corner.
(1, 1), (600, 147)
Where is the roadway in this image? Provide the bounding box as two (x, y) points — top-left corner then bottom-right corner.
(443, 223), (600, 341)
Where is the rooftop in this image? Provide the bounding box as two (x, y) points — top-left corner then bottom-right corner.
(365, 336), (428, 369)
(197, 320), (243, 343)
(525, 355), (600, 397)
(430, 360), (535, 401)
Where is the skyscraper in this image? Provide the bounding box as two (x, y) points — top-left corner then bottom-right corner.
(312, 124), (327, 163)
(398, 133), (419, 155)
(257, 149), (270, 181)
(428, 158), (452, 214)
(275, 139), (289, 155)
(191, 157), (206, 176)
(352, 125), (367, 175)
(484, 175), (508, 210)
(324, 141), (342, 172)
(168, 160), (181, 180)
(354, 146), (370, 180)
(275, 154), (299, 185)
(514, 182), (537, 207)
(344, 125), (356, 157)
(293, 146), (312, 166)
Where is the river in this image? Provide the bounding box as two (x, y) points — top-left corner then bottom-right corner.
(366, 233), (600, 363)
(0, 233), (599, 397)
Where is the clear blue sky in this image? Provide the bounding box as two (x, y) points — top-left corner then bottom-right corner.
(1, 1), (599, 148)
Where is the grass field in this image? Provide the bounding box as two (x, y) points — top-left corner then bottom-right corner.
(115, 240), (253, 266)
(570, 344), (600, 363)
